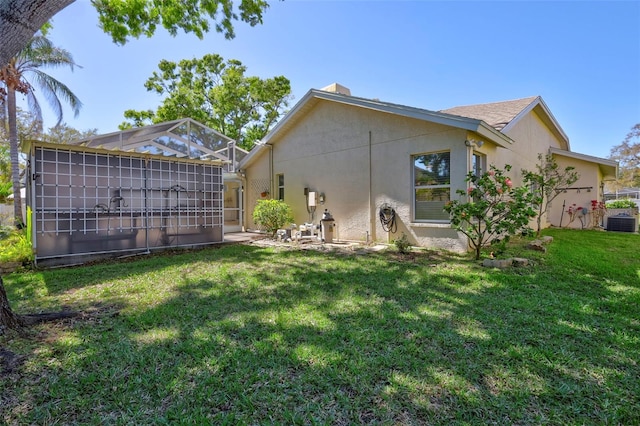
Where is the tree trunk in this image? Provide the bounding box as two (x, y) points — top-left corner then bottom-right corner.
(1, 275), (79, 334)
(0, 276), (25, 333)
(0, 0), (75, 67)
(7, 87), (24, 227)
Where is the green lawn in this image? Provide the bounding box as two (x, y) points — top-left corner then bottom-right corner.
(1, 229), (639, 425)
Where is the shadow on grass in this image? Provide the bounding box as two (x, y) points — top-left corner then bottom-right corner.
(2, 234), (639, 424)
(4, 244), (280, 308)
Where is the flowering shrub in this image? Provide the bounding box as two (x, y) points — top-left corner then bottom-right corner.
(565, 203), (587, 228)
(590, 200), (607, 228)
(565, 200), (607, 229)
(444, 165), (536, 260)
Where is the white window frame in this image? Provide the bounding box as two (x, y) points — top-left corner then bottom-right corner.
(412, 151), (451, 222)
(277, 174), (284, 201)
(472, 152), (485, 177)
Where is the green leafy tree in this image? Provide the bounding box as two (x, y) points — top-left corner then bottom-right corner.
(0, 34), (82, 226)
(0, 0), (269, 68)
(444, 165), (537, 260)
(0, 144), (10, 182)
(523, 153), (579, 237)
(42, 122), (98, 144)
(0, 107), (51, 201)
(609, 124), (640, 189)
(121, 54), (291, 150)
(0, 144), (11, 202)
(252, 199), (293, 237)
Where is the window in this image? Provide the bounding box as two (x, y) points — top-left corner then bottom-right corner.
(277, 174), (284, 200)
(472, 153), (485, 177)
(413, 152), (450, 221)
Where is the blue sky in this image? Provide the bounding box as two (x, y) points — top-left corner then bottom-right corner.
(37, 0), (639, 159)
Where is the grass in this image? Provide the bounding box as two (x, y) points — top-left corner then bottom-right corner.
(1, 229), (639, 425)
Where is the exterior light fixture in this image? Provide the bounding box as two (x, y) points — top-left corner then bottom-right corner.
(465, 139), (484, 148)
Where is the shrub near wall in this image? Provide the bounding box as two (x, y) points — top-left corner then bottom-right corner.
(252, 199), (294, 237)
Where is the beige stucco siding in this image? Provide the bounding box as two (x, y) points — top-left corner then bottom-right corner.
(496, 110), (567, 185)
(242, 93), (615, 251)
(245, 100), (469, 250)
(547, 155), (604, 229)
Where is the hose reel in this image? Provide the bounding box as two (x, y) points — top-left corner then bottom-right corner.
(379, 203), (397, 233)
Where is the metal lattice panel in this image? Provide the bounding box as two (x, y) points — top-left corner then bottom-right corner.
(31, 146), (223, 262)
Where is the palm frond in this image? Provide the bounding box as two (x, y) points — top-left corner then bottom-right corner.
(30, 69), (82, 117)
(4, 34), (83, 127)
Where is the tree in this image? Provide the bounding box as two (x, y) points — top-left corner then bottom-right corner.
(42, 122), (98, 144)
(523, 152), (579, 237)
(609, 124), (640, 189)
(121, 54), (292, 150)
(0, 108), (41, 203)
(443, 165), (537, 260)
(0, 0), (270, 68)
(0, 35), (82, 226)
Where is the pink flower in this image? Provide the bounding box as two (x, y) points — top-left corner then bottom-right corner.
(488, 170), (495, 176)
(467, 187), (474, 194)
(497, 188), (503, 194)
(505, 179), (512, 188)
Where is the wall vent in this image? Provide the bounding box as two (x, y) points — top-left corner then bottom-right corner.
(606, 215), (637, 232)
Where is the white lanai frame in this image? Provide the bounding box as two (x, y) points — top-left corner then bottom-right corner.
(68, 118), (234, 164)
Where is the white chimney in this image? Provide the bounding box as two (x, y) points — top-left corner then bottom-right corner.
(320, 83), (351, 96)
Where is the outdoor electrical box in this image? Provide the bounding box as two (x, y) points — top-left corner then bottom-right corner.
(308, 191), (317, 207)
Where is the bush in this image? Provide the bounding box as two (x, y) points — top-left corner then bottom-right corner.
(0, 229), (33, 264)
(394, 233), (411, 254)
(252, 199), (294, 237)
(443, 165), (537, 260)
(607, 199), (638, 209)
(0, 181), (12, 203)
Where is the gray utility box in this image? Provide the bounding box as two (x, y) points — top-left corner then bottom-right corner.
(606, 214), (637, 232)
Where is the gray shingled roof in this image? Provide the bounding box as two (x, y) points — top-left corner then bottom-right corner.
(440, 96), (538, 131)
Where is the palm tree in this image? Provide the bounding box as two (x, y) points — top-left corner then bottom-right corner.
(0, 34), (82, 226)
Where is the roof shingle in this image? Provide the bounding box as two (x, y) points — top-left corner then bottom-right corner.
(440, 96), (538, 131)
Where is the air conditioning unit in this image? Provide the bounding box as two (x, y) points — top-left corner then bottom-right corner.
(606, 214), (637, 233)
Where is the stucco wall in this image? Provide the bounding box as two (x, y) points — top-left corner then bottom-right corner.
(497, 109), (566, 186)
(548, 155), (604, 230)
(243, 96), (606, 250)
(497, 109), (590, 232)
(245, 101), (469, 250)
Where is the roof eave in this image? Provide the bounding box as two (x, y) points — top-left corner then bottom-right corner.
(550, 147), (618, 180)
(502, 97), (571, 150)
(260, 89), (513, 149)
(474, 122), (513, 147)
(238, 140), (274, 170)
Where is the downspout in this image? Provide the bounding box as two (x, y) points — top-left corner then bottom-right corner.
(239, 171), (247, 232)
(268, 143), (274, 198)
(369, 131), (374, 243)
